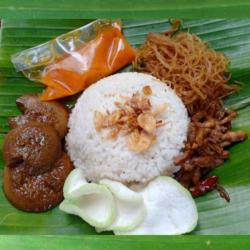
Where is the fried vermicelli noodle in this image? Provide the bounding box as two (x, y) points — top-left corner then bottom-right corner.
(133, 28), (236, 115)
(133, 23), (247, 197)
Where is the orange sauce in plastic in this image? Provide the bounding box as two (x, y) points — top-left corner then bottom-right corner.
(40, 26), (136, 100)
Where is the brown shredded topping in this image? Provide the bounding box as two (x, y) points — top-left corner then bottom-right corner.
(94, 86), (166, 153)
(174, 102), (247, 188)
(133, 21), (247, 195)
(133, 23), (237, 116)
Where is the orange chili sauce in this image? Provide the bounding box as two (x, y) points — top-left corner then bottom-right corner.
(40, 26), (136, 101)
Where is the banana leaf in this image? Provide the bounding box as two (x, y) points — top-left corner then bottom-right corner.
(1, 235), (250, 250)
(1, 1), (250, 19)
(0, 19), (250, 236)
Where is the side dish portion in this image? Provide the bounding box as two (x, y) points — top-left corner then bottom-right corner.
(2, 95), (73, 212)
(133, 23), (247, 195)
(60, 169), (198, 235)
(9, 94), (69, 138)
(116, 177), (198, 235)
(12, 19), (136, 101)
(3, 122), (62, 175)
(3, 153), (72, 212)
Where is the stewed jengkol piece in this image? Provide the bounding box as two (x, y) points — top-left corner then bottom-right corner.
(2, 95), (73, 212)
(3, 122), (62, 176)
(8, 94), (69, 138)
(3, 153), (72, 212)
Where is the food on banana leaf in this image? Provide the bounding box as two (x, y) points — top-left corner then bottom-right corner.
(2, 20), (248, 235)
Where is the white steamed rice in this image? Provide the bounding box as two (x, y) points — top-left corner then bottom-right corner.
(66, 72), (189, 183)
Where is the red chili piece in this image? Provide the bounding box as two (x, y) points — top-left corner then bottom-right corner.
(191, 176), (219, 197)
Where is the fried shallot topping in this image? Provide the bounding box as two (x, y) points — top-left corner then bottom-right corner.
(94, 86), (166, 153)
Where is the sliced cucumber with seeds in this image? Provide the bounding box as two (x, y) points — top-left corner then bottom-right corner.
(115, 176), (198, 235)
(96, 179), (146, 232)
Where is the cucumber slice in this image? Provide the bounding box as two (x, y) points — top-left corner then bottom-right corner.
(63, 168), (87, 198)
(96, 179), (146, 232)
(115, 176), (198, 235)
(60, 182), (116, 228)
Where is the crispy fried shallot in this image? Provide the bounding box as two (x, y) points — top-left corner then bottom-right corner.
(94, 86), (166, 153)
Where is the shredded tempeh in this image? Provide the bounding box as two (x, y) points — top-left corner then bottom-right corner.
(133, 24), (236, 115)
(133, 22), (247, 192)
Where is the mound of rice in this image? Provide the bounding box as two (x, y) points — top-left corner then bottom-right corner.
(66, 72), (189, 183)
